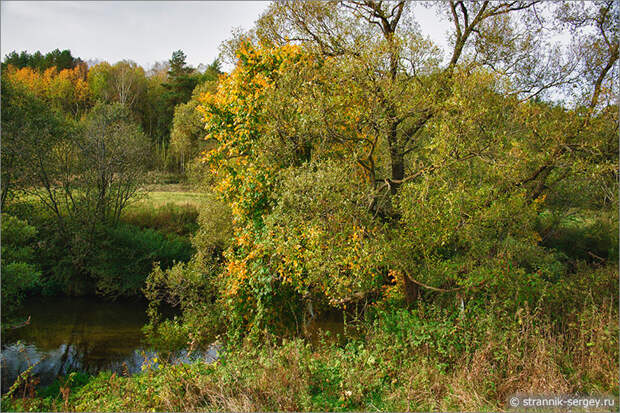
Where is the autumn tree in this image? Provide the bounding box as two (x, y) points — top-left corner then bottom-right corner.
(4, 64), (91, 118)
(189, 1), (617, 338)
(239, 0), (617, 300)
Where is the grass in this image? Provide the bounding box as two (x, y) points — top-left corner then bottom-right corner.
(7, 184), (208, 209)
(6, 184), (206, 236)
(128, 184), (209, 210)
(121, 202), (199, 237)
(120, 184), (206, 236)
(137, 191), (207, 208)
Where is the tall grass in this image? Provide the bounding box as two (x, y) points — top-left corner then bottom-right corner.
(122, 202), (199, 236)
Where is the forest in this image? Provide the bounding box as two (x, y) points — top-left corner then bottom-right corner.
(1, 1), (618, 411)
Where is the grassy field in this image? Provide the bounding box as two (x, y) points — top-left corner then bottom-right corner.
(119, 185), (206, 236)
(136, 191), (207, 208)
(8, 184), (207, 208)
(131, 184), (208, 208)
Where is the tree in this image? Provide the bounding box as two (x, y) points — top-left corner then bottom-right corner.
(72, 103), (151, 227)
(170, 80), (219, 170)
(165, 50), (199, 109)
(0, 73), (66, 209)
(8, 101), (150, 234)
(88, 60), (147, 109)
(197, 58), (223, 83)
(192, 1), (617, 337)
(246, 0), (617, 298)
(169, 50), (194, 78)
(251, 1), (558, 195)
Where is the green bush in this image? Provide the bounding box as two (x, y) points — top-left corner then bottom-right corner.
(91, 224), (194, 298)
(143, 257), (222, 351)
(538, 212), (619, 263)
(1, 214), (41, 316)
(141, 193), (232, 350)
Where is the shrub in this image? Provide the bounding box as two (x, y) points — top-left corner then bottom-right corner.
(538, 211), (619, 263)
(143, 256), (223, 351)
(1, 214), (41, 315)
(91, 224), (194, 298)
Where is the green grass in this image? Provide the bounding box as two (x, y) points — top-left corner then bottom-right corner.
(128, 183), (209, 208)
(7, 184), (208, 209)
(137, 191), (207, 208)
(121, 186), (206, 235)
(121, 202), (200, 236)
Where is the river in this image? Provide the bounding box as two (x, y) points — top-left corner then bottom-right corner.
(1, 296), (217, 391)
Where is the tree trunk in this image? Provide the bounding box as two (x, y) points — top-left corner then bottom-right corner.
(400, 273), (419, 306)
(389, 141), (404, 194)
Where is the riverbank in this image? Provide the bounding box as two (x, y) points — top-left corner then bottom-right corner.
(4, 293), (618, 412)
(1, 296), (219, 396)
(1, 185), (200, 305)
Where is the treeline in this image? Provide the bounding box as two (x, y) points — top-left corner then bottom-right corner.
(2, 48), (84, 72)
(2, 48), (221, 171)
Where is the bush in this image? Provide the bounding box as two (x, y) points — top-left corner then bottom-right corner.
(143, 257), (223, 351)
(143, 194), (231, 350)
(538, 211), (619, 263)
(91, 224), (194, 298)
(1, 214), (41, 316)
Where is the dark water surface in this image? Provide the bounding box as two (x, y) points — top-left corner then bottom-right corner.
(1, 296), (216, 390)
(1, 297), (346, 392)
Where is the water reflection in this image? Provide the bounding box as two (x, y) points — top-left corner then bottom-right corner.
(1, 296), (217, 390)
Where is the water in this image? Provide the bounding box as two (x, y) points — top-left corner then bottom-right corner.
(1, 296), (217, 391)
(1, 296), (347, 392)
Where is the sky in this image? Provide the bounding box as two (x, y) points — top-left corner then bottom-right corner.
(1, 1), (271, 70)
(1, 1), (450, 71)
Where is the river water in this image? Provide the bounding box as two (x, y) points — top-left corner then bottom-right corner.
(1, 296), (217, 391)
(1, 296), (346, 392)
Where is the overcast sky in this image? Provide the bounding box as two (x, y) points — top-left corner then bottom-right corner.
(1, 1), (270, 69)
(1, 1), (450, 71)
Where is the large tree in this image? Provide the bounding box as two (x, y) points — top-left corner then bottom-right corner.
(192, 0), (617, 334)
(249, 0), (617, 297)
